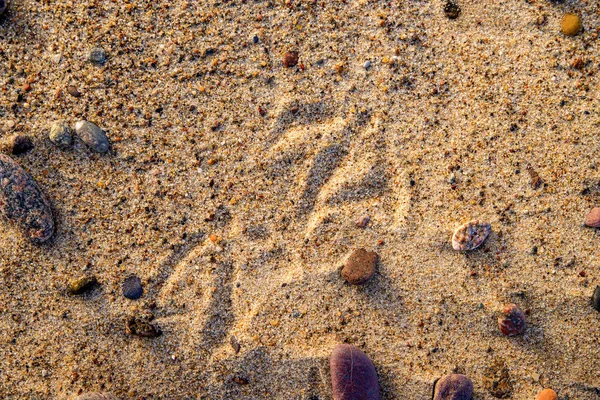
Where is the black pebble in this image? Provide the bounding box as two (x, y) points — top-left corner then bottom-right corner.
(444, 0), (461, 19)
(11, 135), (33, 155)
(122, 275), (143, 299)
(592, 286), (600, 312)
(253, 35), (259, 44)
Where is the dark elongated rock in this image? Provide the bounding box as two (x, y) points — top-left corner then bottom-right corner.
(330, 344), (380, 400)
(0, 154), (54, 243)
(434, 374), (473, 400)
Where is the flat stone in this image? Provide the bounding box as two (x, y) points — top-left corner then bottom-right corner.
(49, 121), (73, 148)
(122, 275), (143, 299)
(88, 46), (107, 64)
(0, 154), (54, 243)
(75, 121), (110, 153)
(330, 344), (380, 400)
(434, 374), (473, 400)
(75, 393), (120, 400)
(341, 248), (378, 285)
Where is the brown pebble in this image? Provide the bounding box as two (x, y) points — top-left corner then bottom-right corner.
(537, 389), (558, 400)
(282, 51), (299, 68)
(356, 215), (370, 228)
(67, 276), (98, 295)
(584, 207), (600, 227)
(0, 154), (54, 243)
(498, 303), (526, 336)
(341, 248), (378, 285)
(67, 85), (81, 98)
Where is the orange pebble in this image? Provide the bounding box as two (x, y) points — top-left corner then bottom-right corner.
(209, 234), (219, 243)
(537, 388), (557, 400)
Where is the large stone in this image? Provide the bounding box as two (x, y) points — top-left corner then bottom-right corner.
(434, 374), (473, 400)
(330, 344), (380, 400)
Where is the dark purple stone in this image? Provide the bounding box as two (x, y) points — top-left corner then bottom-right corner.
(122, 275), (143, 299)
(0, 154), (54, 243)
(434, 374), (473, 400)
(330, 344), (380, 400)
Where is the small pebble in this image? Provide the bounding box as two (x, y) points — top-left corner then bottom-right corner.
(433, 374), (473, 400)
(282, 51), (299, 68)
(75, 121), (110, 153)
(498, 303), (526, 336)
(49, 121), (73, 148)
(356, 215), (370, 228)
(126, 316), (162, 338)
(330, 344), (381, 400)
(452, 220), (491, 251)
(122, 275), (143, 299)
(67, 276), (98, 295)
(253, 35), (259, 44)
(537, 389), (558, 400)
(75, 393), (120, 400)
(364, 60), (371, 69)
(0, 154), (54, 243)
(88, 46), (107, 64)
(592, 286), (600, 312)
(341, 248), (378, 285)
(0, 0), (6, 15)
(584, 207), (600, 228)
(561, 13), (582, 36)
(9, 135), (34, 155)
(444, 0), (461, 19)
(67, 85), (81, 98)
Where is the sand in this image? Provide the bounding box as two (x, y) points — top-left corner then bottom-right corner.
(0, 0), (599, 398)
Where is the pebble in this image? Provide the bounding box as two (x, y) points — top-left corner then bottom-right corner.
(67, 85), (82, 98)
(498, 303), (526, 336)
(49, 121), (73, 148)
(9, 135), (33, 155)
(444, 0), (461, 19)
(0, 0), (6, 15)
(341, 248), (378, 285)
(433, 374), (473, 400)
(0, 154), (54, 243)
(561, 13), (582, 36)
(537, 389), (558, 400)
(75, 121), (110, 153)
(364, 60), (371, 69)
(126, 316), (162, 338)
(67, 276), (98, 295)
(75, 393), (120, 400)
(356, 215), (370, 228)
(88, 46), (107, 64)
(253, 35), (259, 44)
(592, 286), (600, 312)
(282, 51), (299, 68)
(122, 275), (143, 299)
(330, 344), (381, 400)
(452, 220), (491, 251)
(483, 359), (512, 398)
(584, 207), (600, 228)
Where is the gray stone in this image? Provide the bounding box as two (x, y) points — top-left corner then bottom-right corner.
(75, 121), (109, 153)
(88, 46), (107, 64)
(49, 121), (73, 148)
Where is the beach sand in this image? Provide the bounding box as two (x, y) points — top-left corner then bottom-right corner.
(0, 0), (599, 398)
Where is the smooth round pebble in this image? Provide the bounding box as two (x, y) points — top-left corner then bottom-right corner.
(452, 220), (491, 251)
(498, 303), (526, 336)
(561, 13), (582, 36)
(88, 46), (107, 64)
(330, 344), (380, 400)
(434, 374), (473, 400)
(341, 248), (378, 285)
(0, 154), (54, 243)
(122, 275), (143, 299)
(75, 121), (110, 153)
(584, 207), (600, 228)
(282, 51), (299, 68)
(537, 389), (558, 400)
(10, 135), (33, 155)
(49, 121), (73, 148)
(592, 286), (600, 312)
(75, 393), (120, 400)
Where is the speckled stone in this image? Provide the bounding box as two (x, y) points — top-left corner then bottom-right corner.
(452, 220), (491, 251)
(434, 374), (473, 400)
(584, 207), (600, 228)
(537, 389), (558, 400)
(122, 275), (143, 299)
(75, 121), (110, 153)
(0, 154), (54, 243)
(341, 248), (378, 285)
(49, 121), (73, 148)
(592, 286), (600, 312)
(75, 393), (120, 400)
(283, 51), (299, 68)
(330, 344), (380, 400)
(497, 303), (526, 336)
(88, 46), (107, 64)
